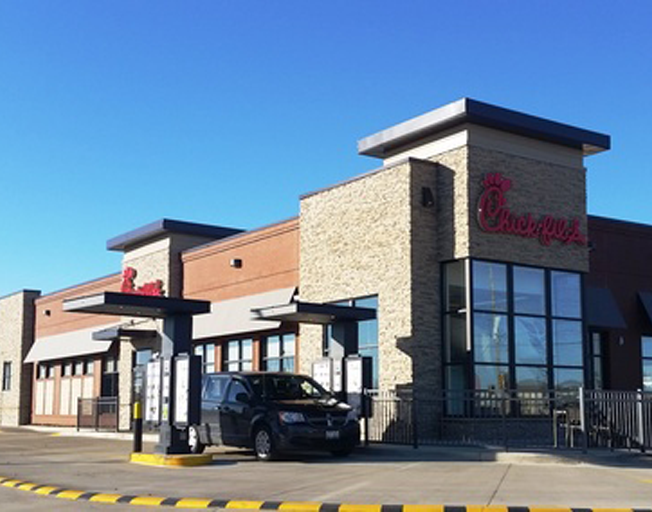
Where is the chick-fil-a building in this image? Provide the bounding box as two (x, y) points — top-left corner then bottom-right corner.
(1, 98), (651, 436)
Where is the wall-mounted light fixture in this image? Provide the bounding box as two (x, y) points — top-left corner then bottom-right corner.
(43, 309), (51, 316)
(421, 187), (435, 208)
(230, 258), (243, 269)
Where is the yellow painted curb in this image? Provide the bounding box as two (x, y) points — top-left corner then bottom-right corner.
(129, 452), (213, 467)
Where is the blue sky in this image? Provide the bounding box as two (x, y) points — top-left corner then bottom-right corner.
(1, 1), (651, 297)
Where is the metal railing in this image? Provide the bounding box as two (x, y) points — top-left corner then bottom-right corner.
(362, 388), (652, 452)
(76, 397), (119, 432)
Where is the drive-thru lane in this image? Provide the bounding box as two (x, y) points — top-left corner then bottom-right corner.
(1, 427), (651, 510)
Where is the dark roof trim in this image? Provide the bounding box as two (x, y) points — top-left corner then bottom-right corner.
(92, 326), (158, 341)
(252, 301), (376, 325)
(63, 292), (211, 319)
(107, 219), (244, 252)
(357, 98), (610, 159)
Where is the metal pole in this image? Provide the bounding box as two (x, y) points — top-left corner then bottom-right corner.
(637, 389), (646, 453)
(76, 398), (81, 432)
(94, 398), (100, 432)
(579, 386), (588, 453)
(363, 390), (369, 447)
(412, 394), (418, 449)
(133, 401), (143, 453)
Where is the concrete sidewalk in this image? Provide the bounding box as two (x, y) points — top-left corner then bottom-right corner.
(1, 426), (651, 510)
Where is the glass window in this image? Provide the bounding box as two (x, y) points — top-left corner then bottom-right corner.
(63, 362), (73, 377)
(226, 379), (250, 403)
(551, 271), (581, 319)
(473, 261), (508, 312)
(204, 375), (229, 401)
(74, 360), (84, 376)
(553, 320), (583, 366)
(262, 333), (295, 372)
(642, 336), (652, 391)
(84, 360), (94, 376)
(473, 312), (508, 363)
(514, 316), (547, 364)
(445, 261), (466, 312)
(642, 336), (652, 358)
(513, 267), (545, 315)
(445, 313), (467, 363)
(515, 366), (547, 393)
(474, 365), (509, 390)
(554, 368), (584, 392)
(2, 362), (11, 391)
(224, 338), (253, 372)
(135, 349), (153, 367)
(194, 344), (216, 373)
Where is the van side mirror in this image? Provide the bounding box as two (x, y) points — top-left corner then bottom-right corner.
(235, 392), (251, 404)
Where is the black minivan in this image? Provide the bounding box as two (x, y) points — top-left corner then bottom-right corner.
(188, 372), (360, 460)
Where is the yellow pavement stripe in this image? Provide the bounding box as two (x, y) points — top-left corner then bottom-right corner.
(89, 493), (123, 504)
(175, 498), (214, 508)
(33, 485), (61, 495)
(403, 506), (445, 512)
(226, 500), (265, 509)
(479, 507), (508, 512)
(130, 496), (168, 506)
(16, 482), (40, 491)
(56, 489), (87, 500)
(1, 479), (23, 488)
(339, 505), (382, 512)
(278, 501), (323, 512)
(530, 508), (572, 512)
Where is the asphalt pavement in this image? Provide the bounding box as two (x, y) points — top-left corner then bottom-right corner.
(1, 426), (652, 510)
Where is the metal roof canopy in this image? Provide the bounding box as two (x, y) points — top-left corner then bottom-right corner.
(252, 301), (376, 325)
(92, 326), (158, 341)
(63, 292), (210, 318)
(357, 98), (611, 159)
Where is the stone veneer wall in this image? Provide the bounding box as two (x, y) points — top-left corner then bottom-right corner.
(0, 290), (40, 426)
(463, 145), (588, 272)
(300, 152), (465, 395)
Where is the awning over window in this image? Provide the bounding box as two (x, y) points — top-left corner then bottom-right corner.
(252, 301), (376, 325)
(585, 287), (627, 329)
(24, 323), (118, 363)
(192, 287), (297, 341)
(639, 291), (652, 325)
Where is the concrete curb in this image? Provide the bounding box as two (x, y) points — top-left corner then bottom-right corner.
(1, 476), (649, 511)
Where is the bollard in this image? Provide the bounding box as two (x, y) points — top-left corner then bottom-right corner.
(133, 401), (143, 453)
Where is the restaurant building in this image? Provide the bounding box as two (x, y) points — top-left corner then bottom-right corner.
(1, 98), (652, 430)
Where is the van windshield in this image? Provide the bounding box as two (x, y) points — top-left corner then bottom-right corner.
(250, 374), (329, 400)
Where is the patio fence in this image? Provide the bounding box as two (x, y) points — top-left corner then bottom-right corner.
(76, 397), (120, 432)
(363, 388), (652, 452)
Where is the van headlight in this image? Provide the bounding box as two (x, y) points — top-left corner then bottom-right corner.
(346, 410), (358, 423)
(279, 411), (306, 424)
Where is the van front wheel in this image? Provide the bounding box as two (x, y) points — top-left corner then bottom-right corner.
(253, 425), (276, 461)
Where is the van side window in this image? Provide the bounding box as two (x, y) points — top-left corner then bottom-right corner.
(226, 379), (250, 403)
(204, 375), (228, 401)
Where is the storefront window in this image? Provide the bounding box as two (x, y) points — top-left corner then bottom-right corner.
(194, 344), (215, 373)
(101, 356), (118, 397)
(514, 316), (547, 364)
(473, 261), (508, 312)
(2, 362), (11, 391)
(262, 333), (295, 372)
(514, 266), (546, 315)
(443, 259), (585, 396)
(553, 320), (583, 366)
(551, 271), (581, 319)
(473, 313), (508, 364)
(224, 338), (253, 371)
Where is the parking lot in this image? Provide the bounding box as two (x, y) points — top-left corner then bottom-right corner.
(1, 426), (652, 510)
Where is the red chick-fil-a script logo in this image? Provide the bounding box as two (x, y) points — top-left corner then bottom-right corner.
(477, 173), (587, 247)
(121, 267), (164, 296)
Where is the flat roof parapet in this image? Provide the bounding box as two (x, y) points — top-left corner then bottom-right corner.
(357, 98), (611, 159)
(107, 219), (244, 252)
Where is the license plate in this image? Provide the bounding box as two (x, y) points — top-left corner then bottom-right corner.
(326, 430), (340, 440)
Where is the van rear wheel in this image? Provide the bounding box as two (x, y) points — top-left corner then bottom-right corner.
(253, 425), (276, 461)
